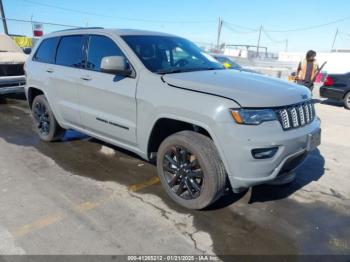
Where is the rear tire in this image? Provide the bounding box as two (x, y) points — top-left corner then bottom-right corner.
(344, 92), (350, 110)
(31, 95), (65, 142)
(157, 131), (227, 210)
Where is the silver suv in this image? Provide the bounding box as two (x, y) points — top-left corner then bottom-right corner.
(25, 28), (321, 209)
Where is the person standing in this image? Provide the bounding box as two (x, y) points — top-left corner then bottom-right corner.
(296, 50), (319, 91)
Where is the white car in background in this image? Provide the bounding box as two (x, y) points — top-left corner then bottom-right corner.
(0, 34), (27, 96)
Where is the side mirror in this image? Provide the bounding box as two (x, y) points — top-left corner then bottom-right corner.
(101, 56), (132, 77)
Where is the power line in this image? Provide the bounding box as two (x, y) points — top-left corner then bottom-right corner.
(223, 21), (259, 32)
(265, 15), (350, 33)
(222, 22), (259, 34)
(21, 0), (216, 24)
(262, 28), (286, 44)
(219, 15), (350, 33)
(339, 31), (350, 38)
(1, 17), (79, 28)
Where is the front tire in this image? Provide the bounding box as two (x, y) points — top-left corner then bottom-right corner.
(344, 92), (350, 110)
(31, 95), (65, 142)
(157, 131), (227, 210)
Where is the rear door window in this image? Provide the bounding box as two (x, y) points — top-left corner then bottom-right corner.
(86, 35), (124, 71)
(33, 37), (59, 64)
(56, 35), (85, 68)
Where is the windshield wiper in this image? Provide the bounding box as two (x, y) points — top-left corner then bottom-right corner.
(199, 67), (225, 71)
(157, 68), (188, 74)
(157, 67), (224, 75)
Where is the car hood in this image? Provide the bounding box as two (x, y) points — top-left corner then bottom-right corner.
(0, 52), (27, 64)
(162, 69), (311, 107)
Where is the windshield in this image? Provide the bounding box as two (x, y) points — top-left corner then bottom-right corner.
(122, 35), (224, 74)
(214, 56), (242, 69)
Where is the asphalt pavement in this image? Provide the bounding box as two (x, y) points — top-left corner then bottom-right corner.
(0, 89), (349, 257)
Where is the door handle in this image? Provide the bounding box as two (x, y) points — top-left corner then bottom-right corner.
(80, 75), (92, 81)
(46, 68), (54, 73)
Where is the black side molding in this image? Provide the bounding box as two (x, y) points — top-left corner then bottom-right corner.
(96, 117), (129, 130)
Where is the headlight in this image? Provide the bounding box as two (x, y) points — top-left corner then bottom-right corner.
(230, 109), (277, 125)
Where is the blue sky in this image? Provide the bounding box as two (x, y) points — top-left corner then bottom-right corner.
(3, 0), (350, 52)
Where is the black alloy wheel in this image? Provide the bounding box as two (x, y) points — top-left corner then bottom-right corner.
(31, 95), (65, 142)
(157, 131), (227, 210)
(163, 146), (203, 200)
(33, 101), (50, 136)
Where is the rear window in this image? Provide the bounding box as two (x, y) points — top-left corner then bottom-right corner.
(56, 35), (85, 68)
(33, 37), (59, 64)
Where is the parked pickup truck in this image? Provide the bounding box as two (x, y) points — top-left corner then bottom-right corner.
(25, 28), (321, 209)
(0, 34), (26, 96)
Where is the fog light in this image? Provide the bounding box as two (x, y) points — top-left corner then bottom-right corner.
(252, 147), (278, 159)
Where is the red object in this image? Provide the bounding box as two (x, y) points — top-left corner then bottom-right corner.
(33, 30), (43, 37)
(33, 23), (43, 37)
(315, 73), (322, 83)
(324, 75), (334, 86)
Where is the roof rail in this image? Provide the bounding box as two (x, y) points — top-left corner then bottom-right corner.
(53, 27), (104, 33)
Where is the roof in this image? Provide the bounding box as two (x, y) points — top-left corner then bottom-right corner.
(49, 28), (177, 37)
(110, 29), (176, 37)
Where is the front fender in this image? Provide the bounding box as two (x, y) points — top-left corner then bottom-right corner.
(136, 71), (240, 172)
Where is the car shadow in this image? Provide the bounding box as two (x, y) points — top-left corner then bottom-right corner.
(60, 130), (90, 142)
(248, 149), (325, 204)
(56, 130), (326, 209)
(2, 93), (27, 101)
(59, 130), (249, 210)
(204, 187), (248, 210)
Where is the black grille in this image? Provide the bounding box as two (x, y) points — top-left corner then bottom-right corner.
(0, 64), (25, 77)
(276, 101), (315, 131)
(0, 80), (26, 88)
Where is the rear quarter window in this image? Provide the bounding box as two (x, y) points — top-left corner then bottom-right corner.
(33, 37), (60, 64)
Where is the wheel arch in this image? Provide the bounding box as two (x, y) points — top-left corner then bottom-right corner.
(147, 117), (213, 160)
(27, 87), (45, 109)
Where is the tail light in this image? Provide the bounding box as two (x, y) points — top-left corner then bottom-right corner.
(324, 76), (334, 86)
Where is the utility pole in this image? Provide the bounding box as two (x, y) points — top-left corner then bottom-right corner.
(256, 25), (262, 58)
(331, 28), (339, 52)
(285, 39), (289, 52)
(216, 17), (223, 51)
(0, 0), (8, 35)
(30, 14), (34, 37)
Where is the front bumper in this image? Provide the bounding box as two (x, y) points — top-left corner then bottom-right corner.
(215, 117), (321, 189)
(0, 75), (26, 95)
